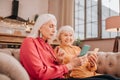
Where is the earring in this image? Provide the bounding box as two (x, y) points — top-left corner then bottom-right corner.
(38, 30), (42, 37)
(40, 33), (42, 37)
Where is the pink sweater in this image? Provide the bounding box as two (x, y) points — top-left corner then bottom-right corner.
(20, 37), (68, 80)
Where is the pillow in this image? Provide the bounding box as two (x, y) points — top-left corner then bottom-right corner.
(0, 74), (11, 80)
(0, 52), (29, 80)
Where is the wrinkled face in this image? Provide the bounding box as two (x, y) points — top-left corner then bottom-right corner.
(40, 20), (56, 40)
(60, 31), (74, 46)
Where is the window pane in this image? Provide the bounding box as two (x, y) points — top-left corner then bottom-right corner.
(75, 25), (84, 40)
(102, 5), (109, 20)
(87, 0), (91, 7)
(111, 32), (117, 38)
(92, 6), (97, 21)
(86, 23), (91, 38)
(102, 0), (119, 38)
(86, 22), (98, 38)
(86, 0), (98, 38)
(102, 21), (110, 38)
(110, 10), (119, 16)
(92, 0), (97, 6)
(92, 22), (98, 37)
(86, 7), (91, 23)
(75, 0), (85, 39)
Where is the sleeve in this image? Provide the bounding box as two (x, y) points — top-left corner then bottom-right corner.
(74, 46), (81, 56)
(20, 38), (68, 80)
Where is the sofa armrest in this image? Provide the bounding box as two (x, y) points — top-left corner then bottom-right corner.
(97, 52), (120, 77)
(0, 52), (29, 80)
(0, 74), (10, 80)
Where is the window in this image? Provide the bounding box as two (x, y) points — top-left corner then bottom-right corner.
(75, 0), (85, 39)
(86, 0), (98, 39)
(102, 0), (119, 38)
(75, 0), (120, 40)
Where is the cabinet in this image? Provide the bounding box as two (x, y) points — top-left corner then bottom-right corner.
(0, 33), (26, 48)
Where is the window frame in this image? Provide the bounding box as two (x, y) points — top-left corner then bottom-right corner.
(74, 0), (119, 40)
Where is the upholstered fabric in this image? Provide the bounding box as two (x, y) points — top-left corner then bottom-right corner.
(0, 49), (20, 61)
(97, 52), (120, 77)
(0, 74), (10, 80)
(0, 49), (120, 79)
(0, 49), (29, 80)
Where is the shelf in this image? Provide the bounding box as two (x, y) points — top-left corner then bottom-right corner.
(0, 33), (26, 43)
(0, 43), (21, 48)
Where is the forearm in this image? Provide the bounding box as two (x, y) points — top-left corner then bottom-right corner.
(37, 64), (68, 79)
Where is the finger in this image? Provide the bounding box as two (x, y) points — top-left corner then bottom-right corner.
(89, 61), (94, 66)
(56, 47), (60, 53)
(59, 52), (64, 56)
(54, 47), (59, 54)
(88, 56), (97, 65)
(92, 53), (98, 59)
(58, 50), (64, 56)
(88, 57), (96, 66)
(89, 54), (98, 62)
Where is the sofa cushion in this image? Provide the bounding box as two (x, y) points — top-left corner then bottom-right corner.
(0, 52), (29, 80)
(11, 49), (20, 61)
(97, 52), (120, 77)
(0, 49), (20, 61)
(0, 49), (12, 55)
(0, 74), (11, 80)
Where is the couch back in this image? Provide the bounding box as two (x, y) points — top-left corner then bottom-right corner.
(0, 49), (29, 80)
(0, 49), (20, 61)
(97, 52), (120, 77)
(0, 49), (120, 78)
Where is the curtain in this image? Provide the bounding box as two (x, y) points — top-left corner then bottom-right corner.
(48, 0), (74, 29)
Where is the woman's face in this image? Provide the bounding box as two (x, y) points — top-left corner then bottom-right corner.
(40, 20), (56, 40)
(60, 31), (74, 46)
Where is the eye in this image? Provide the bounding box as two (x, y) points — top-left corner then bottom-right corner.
(49, 24), (54, 28)
(70, 34), (73, 36)
(64, 34), (68, 36)
(49, 25), (52, 28)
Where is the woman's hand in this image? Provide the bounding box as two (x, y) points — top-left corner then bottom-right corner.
(66, 57), (86, 71)
(54, 47), (65, 64)
(88, 53), (98, 67)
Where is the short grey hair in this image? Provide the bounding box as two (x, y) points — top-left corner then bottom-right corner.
(57, 25), (74, 42)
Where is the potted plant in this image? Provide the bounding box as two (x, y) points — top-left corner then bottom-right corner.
(73, 38), (82, 48)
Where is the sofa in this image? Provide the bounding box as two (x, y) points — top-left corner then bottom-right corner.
(0, 49), (29, 80)
(96, 51), (120, 77)
(0, 48), (120, 80)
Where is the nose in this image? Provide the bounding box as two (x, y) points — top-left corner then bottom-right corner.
(52, 30), (55, 33)
(52, 28), (56, 33)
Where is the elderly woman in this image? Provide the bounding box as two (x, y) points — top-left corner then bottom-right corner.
(20, 14), (84, 80)
(55, 25), (118, 80)
(55, 25), (98, 78)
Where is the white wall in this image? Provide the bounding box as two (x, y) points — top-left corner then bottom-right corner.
(0, 0), (48, 20)
(0, 0), (12, 17)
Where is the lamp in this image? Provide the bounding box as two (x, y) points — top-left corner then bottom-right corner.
(106, 16), (120, 52)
